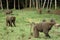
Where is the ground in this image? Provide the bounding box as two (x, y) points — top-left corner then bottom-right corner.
(0, 8), (60, 40)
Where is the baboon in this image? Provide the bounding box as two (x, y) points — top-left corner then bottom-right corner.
(6, 15), (16, 27)
(47, 9), (51, 13)
(30, 19), (46, 36)
(33, 19), (56, 38)
(5, 9), (12, 15)
(37, 9), (42, 14)
(53, 10), (60, 15)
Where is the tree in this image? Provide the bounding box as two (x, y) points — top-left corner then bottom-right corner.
(29, 0), (32, 8)
(36, 0), (38, 9)
(25, 0), (27, 8)
(6, 0), (9, 9)
(55, 0), (57, 10)
(32, 0), (35, 8)
(50, 0), (52, 9)
(38, 0), (40, 8)
(0, 0), (1, 9)
(43, 0), (46, 8)
(18, 0), (20, 9)
(47, 0), (49, 9)
(0, 0), (3, 10)
(41, 0), (42, 7)
(14, 0), (15, 9)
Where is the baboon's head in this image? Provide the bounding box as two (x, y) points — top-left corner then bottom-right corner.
(50, 19), (56, 25)
(47, 9), (50, 13)
(42, 19), (46, 22)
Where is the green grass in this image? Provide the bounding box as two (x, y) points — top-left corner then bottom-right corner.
(0, 9), (60, 40)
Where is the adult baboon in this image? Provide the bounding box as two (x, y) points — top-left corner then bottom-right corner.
(6, 15), (16, 27)
(33, 19), (56, 38)
(30, 19), (46, 36)
(5, 9), (12, 15)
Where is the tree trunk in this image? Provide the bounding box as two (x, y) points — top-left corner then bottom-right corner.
(22, 2), (24, 8)
(6, 0), (9, 9)
(32, 0), (35, 8)
(38, 0), (40, 8)
(43, 0), (46, 9)
(36, 0), (38, 9)
(41, 0), (42, 7)
(50, 0), (52, 9)
(47, 0), (49, 9)
(55, 0), (57, 10)
(0, 0), (1, 9)
(0, 0), (3, 10)
(29, 0), (31, 8)
(25, 0), (27, 8)
(14, 0), (15, 9)
(18, 0), (20, 9)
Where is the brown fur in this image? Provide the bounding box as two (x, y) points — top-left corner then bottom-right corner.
(42, 19), (46, 22)
(54, 10), (60, 15)
(47, 9), (51, 13)
(33, 19), (56, 38)
(37, 9), (42, 14)
(6, 15), (16, 27)
(5, 9), (12, 15)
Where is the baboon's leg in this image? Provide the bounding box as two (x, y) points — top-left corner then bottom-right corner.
(8, 21), (10, 26)
(40, 11), (42, 14)
(6, 21), (9, 26)
(33, 27), (39, 38)
(43, 30), (50, 38)
(9, 21), (12, 27)
(44, 32), (50, 38)
(12, 20), (16, 27)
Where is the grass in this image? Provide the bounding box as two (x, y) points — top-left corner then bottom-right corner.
(0, 9), (60, 40)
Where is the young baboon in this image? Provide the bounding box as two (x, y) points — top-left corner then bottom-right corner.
(54, 10), (60, 15)
(47, 9), (51, 13)
(33, 19), (56, 38)
(5, 9), (12, 15)
(37, 9), (42, 14)
(6, 15), (16, 27)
